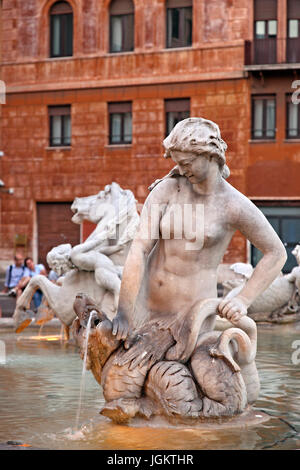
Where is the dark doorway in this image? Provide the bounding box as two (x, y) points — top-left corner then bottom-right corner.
(37, 202), (80, 270)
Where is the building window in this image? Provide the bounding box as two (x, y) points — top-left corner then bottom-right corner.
(49, 105), (71, 147)
(166, 0), (192, 49)
(50, 1), (73, 58)
(251, 205), (300, 273)
(108, 102), (132, 144)
(255, 19), (277, 39)
(287, 0), (300, 62)
(252, 95), (276, 139)
(286, 95), (300, 138)
(165, 98), (190, 136)
(253, 0), (277, 64)
(109, 0), (134, 53)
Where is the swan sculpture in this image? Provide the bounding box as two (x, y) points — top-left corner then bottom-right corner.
(72, 293), (259, 424)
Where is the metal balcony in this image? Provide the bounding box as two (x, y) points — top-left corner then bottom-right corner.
(245, 38), (300, 68)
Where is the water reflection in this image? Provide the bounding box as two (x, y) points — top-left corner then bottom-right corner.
(0, 324), (299, 450)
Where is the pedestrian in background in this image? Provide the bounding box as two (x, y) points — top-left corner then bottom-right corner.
(22, 257), (47, 309)
(1, 254), (30, 298)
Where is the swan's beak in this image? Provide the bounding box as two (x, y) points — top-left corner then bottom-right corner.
(209, 346), (241, 373)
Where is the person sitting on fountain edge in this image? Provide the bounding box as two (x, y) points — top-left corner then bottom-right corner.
(1, 254), (30, 298)
(22, 257), (47, 309)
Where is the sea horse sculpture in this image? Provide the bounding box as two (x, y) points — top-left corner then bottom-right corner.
(13, 183), (140, 334)
(221, 243), (300, 323)
(72, 293), (259, 424)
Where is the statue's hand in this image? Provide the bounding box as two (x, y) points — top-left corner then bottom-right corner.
(218, 295), (248, 322)
(112, 313), (129, 341)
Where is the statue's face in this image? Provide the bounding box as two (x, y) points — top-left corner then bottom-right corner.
(50, 258), (70, 275)
(170, 150), (211, 184)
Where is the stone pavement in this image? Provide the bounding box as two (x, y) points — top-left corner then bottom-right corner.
(0, 274), (16, 318)
(0, 274), (35, 318)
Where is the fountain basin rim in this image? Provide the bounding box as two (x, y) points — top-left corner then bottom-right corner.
(0, 317), (62, 331)
(107, 407), (271, 430)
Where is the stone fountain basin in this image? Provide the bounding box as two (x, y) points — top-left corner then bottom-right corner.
(0, 320), (299, 450)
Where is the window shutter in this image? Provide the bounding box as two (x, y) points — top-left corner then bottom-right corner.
(165, 99), (190, 112)
(167, 0), (192, 7)
(108, 102), (132, 113)
(110, 0), (134, 15)
(254, 0), (277, 20)
(50, 1), (73, 15)
(49, 105), (71, 116)
(288, 0), (300, 19)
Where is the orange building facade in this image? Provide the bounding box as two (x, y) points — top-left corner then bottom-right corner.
(0, 0), (300, 272)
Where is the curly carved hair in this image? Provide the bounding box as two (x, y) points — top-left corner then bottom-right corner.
(46, 243), (74, 273)
(163, 117), (230, 179)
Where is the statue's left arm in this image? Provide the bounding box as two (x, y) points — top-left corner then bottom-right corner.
(219, 194), (287, 322)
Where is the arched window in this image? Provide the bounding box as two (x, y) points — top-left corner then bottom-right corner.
(166, 0), (192, 48)
(109, 0), (134, 53)
(50, 1), (73, 57)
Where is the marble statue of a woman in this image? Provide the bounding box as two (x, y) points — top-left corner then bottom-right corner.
(73, 117), (287, 423)
(112, 117), (287, 362)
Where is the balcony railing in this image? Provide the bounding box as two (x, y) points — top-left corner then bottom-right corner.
(245, 38), (300, 66)
(286, 38), (300, 63)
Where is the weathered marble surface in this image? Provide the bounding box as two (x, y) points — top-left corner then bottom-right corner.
(74, 118), (287, 424)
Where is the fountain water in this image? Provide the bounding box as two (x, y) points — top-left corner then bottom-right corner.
(74, 311), (94, 432)
(0, 323), (299, 449)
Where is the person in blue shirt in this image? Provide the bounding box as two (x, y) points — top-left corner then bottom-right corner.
(1, 255), (30, 298)
(23, 257), (47, 309)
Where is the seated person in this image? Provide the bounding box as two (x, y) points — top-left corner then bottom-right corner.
(48, 269), (59, 283)
(22, 257), (47, 309)
(1, 255), (30, 298)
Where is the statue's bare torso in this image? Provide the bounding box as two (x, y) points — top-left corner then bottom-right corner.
(145, 175), (237, 317)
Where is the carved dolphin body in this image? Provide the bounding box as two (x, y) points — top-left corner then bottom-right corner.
(72, 294), (259, 424)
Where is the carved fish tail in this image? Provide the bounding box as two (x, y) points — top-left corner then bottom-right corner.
(190, 350), (247, 417)
(102, 352), (149, 402)
(145, 361), (202, 418)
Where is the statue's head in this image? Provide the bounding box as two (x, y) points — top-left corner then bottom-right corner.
(46, 243), (74, 276)
(71, 194), (98, 224)
(71, 189), (112, 225)
(163, 117), (230, 179)
(71, 183), (137, 226)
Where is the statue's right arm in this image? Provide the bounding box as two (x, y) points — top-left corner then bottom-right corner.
(112, 181), (170, 341)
